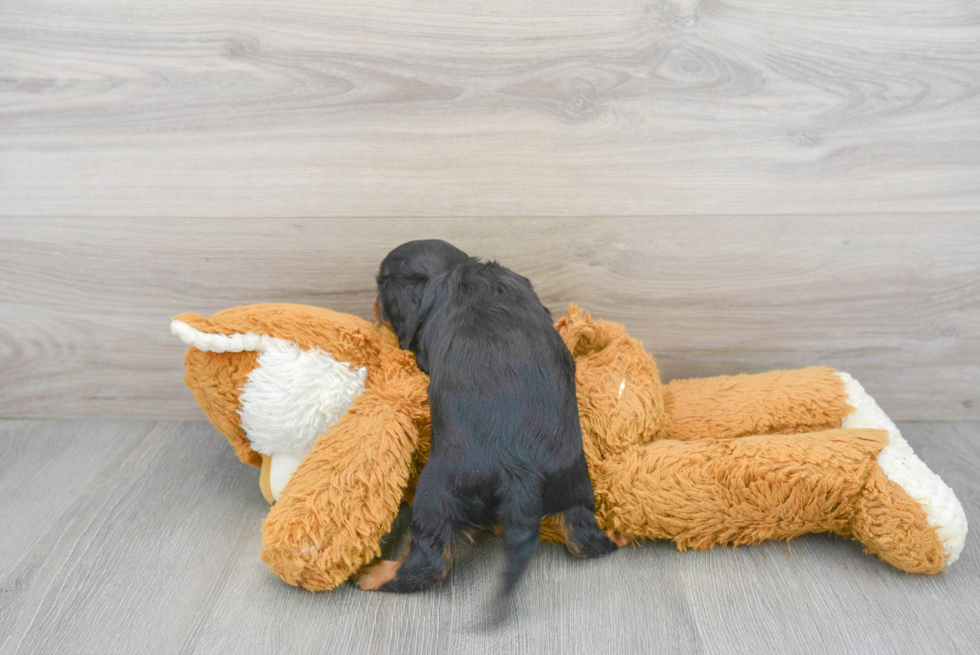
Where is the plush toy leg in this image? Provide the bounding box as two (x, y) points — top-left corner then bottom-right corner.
(661, 367), (852, 441)
(260, 389), (422, 592)
(837, 372), (967, 569)
(593, 427), (958, 573)
(595, 428), (883, 549)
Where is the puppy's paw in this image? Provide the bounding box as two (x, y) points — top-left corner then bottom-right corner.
(567, 528), (620, 558)
(355, 559), (402, 591)
(582, 533), (621, 558)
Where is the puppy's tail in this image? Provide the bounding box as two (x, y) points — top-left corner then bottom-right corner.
(499, 484), (542, 596)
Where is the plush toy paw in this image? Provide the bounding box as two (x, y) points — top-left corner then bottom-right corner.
(849, 462), (947, 574)
(838, 372), (967, 570)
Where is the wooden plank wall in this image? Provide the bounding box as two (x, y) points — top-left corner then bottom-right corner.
(1, 0), (978, 420)
(1, 217), (977, 420)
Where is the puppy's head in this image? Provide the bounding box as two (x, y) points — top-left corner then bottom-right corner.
(376, 240), (472, 349)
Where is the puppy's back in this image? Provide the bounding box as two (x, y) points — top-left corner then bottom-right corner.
(421, 261), (581, 467)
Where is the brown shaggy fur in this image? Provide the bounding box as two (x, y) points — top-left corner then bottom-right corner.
(178, 303), (947, 590)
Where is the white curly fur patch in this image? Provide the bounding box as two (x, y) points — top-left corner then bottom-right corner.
(238, 339), (367, 457)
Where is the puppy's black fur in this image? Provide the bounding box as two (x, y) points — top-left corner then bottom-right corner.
(375, 240), (617, 594)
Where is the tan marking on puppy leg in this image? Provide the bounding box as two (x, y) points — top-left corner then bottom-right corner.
(558, 514), (625, 555)
(555, 513), (585, 556)
(539, 515), (566, 543)
(356, 558), (403, 591)
(457, 527), (480, 545)
(437, 546), (452, 583)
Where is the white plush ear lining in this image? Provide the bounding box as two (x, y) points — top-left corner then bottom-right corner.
(838, 372), (968, 565)
(171, 319), (272, 353)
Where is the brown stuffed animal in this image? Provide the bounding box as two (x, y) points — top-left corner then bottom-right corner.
(172, 304), (967, 592)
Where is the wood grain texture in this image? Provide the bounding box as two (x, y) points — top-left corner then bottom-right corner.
(1, 0), (979, 217)
(0, 419), (977, 654)
(1, 217), (978, 421)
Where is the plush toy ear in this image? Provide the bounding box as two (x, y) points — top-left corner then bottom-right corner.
(173, 313), (265, 467)
(556, 304), (607, 357)
(174, 306), (382, 481)
(173, 304), (397, 470)
(172, 312), (272, 353)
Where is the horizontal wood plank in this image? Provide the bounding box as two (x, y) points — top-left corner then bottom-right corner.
(1, 0), (979, 217)
(0, 217), (977, 420)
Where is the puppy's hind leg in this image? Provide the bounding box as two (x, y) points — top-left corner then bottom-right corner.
(551, 457), (622, 557)
(562, 505), (621, 557)
(378, 468), (456, 593)
(378, 526), (451, 593)
(559, 464), (621, 557)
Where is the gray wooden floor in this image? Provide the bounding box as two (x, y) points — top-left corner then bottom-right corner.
(1, 420), (977, 655)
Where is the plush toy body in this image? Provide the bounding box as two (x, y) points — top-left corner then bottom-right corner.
(172, 304), (967, 592)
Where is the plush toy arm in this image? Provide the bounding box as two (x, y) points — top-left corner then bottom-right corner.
(260, 381), (425, 592)
(661, 366), (853, 441)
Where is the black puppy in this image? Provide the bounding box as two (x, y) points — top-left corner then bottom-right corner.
(373, 239), (618, 594)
